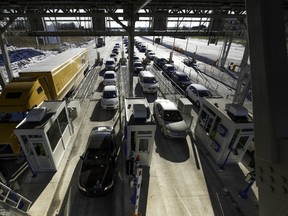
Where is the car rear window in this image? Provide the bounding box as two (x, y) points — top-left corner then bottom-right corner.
(104, 74), (115, 79)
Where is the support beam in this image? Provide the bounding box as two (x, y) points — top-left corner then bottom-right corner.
(133, 0), (152, 15)
(128, 19), (135, 97)
(0, 34), (13, 82)
(233, 41), (251, 105)
(0, 68), (7, 89)
(220, 35), (233, 68)
(246, 1), (288, 215)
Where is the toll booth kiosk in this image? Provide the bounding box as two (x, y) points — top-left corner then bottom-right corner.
(14, 100), (73, 173)
(195, 97), (254, 165)
(124, 98), (156, 167)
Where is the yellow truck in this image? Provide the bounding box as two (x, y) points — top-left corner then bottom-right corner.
(0, 48), (89, 157)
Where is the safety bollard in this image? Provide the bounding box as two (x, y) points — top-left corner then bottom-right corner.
(239, 171), (256, 199)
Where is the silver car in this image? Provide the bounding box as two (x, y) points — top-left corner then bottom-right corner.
(185, 84), (212, 107)
(153, 99), (189, 138)
(101, 85), (119, 110)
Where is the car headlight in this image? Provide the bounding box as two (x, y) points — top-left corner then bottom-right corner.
(104, 180), (114, 191)
(166, 127), (171, 134)
(78, 183), (87, 192)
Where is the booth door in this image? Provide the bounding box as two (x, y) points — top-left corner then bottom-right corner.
(136, 136), (152, 166)
(29, 141), (54, 171)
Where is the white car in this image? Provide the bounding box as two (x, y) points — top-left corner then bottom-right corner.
(153, 99), (189, 138)
(105, 58), (116, 71)
(103, 71), (117, 86)
(138, 70), (159, 93)
(185, 84), (212, 107)
(101, 85), (119, 110)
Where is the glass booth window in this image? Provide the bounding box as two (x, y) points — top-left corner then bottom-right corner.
(33, 143), (46, 156)
(199, 106), (216, 134)
(139, 139), (149, 152)
(58, 109), (69, 134)
(236, 136), (249, 150)
(47, 120), (61, 151)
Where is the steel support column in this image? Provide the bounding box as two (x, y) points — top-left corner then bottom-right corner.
(0, 34), (13, 82)
(220, 35), (233, 68)
(232, 41), (251, 105)
(246, 1), (288, 215)
(128, 20), (135, 97)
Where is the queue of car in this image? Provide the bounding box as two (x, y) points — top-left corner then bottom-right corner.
(78, 38), (214, 197)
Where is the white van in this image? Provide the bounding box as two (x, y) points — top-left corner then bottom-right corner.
(138, 70), (159, 93)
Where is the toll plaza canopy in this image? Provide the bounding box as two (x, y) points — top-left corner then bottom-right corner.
(0, 0), (252, 37)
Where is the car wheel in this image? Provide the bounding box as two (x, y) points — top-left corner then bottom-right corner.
(196, 101), (200, 107)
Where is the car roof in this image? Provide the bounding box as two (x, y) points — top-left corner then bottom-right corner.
(106, 58), (115, 62)
(190, 83), (209, 91)
(174, 71), (187, 76)
(103, 85), (117, 91)
(104, 71), (116, 75)
(164, 64), (174, 67)
(140, 70), (154, 77)
(156, 99), (178, 110)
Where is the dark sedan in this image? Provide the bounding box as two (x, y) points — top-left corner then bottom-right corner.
(133, 61), (144, 73)
(78, 126), (117, 196)
(162, 64), (176, 78)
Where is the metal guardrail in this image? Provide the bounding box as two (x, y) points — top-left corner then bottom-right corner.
(0, 182), (31, 215)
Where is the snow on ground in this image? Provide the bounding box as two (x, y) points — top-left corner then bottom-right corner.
(0, 46), (57, 80)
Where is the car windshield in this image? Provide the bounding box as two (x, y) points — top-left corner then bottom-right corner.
(104, 74), (115, 79)
(143, 77), (157, 83)
(178, 74), (190, 81)
(198, 90), (212, 97)
(106, 61), (114, 65)
(103, 90), (117, 98)
(163, 110), (183, 122)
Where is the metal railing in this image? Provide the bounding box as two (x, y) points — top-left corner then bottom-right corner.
(0, 182), (31, 215)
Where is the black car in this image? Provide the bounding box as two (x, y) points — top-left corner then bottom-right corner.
(162, 64), (176, 78)
(153, 57), (168, 69)
(133, 61), (144, 73)
(112, 48), (119, 55)
(110, 53), (118, 62)
(78, 126), (117, 196)
(170, 71), (192, 91)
